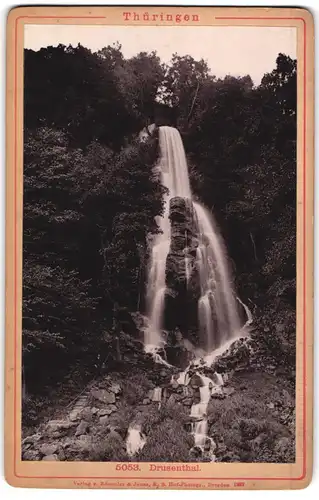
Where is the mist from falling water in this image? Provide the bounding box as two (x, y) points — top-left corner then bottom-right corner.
(145, 126), (245, 354)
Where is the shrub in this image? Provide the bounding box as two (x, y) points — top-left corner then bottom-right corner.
(207, 373), (295, 463)
(121, 373), (154, 406)
(89, 432), (128, 462)
(138, 419), (193, 462)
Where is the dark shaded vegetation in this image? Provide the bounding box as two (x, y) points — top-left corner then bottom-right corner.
(207, 372), (295, 463)
(23, 42), (296, 423)
(24, 368), (294, 463)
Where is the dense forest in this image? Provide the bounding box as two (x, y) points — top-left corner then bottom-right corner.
(23, 43), (296, 428)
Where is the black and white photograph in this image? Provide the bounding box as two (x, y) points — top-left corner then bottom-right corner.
(21, 22), (297, 465)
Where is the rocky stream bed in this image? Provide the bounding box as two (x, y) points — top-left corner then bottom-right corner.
(22, 338), (295, 464)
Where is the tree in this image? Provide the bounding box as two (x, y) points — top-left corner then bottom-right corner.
(23, 126), (165, 394)
(260, 53), (297, 116)
(100, 135), (166, 310)
(23, 128), (103, 391)
(161, 54), (210, 126)
(24, 44), (134, 148)
(114, 51), (166, 127)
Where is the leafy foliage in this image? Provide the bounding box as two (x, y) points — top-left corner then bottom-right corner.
(23, 126), (163, 394)
(207, 372), (295, 463)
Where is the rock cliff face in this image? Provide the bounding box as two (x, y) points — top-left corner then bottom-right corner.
(164, 197), (200, 349)
(166, 197), (198, 288)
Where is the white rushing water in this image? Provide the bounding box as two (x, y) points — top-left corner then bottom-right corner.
(145, 126), (192, 347)
(152, 387), (162, 402)
(189, 373), (218, 460)
(145, 126), (245, 353)
(126, 424), (147, 457)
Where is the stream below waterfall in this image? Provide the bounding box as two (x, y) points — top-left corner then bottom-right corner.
(176, 370), (224, 461)
(126, 424), (147, 457)
(125, 347), (232, 461)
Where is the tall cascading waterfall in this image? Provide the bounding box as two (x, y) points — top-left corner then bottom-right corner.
(194, 202), (241, 350)
(145, 126), (192, 348)
(145, 126), (243, 353)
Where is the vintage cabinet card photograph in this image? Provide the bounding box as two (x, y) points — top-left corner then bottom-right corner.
(5, 5), (314, 490)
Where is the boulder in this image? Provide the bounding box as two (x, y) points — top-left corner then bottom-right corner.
(80, 408), (93, 421)
(75, 420), (89, 437)
(273, 436), (294, 461)
(58, 449), (66, 461)
(45, 420), (75, 437)
(167, 394), (176, 406)
(189, 373), (204, 388)
(204, 437), (215, 452)
(75, 435), (92, 452)
(23, 449), (40, 461)
(183, 385), (194, 397)
(42, 454), (59, 461)
(109, 383), (121, 394)
(211, 386), (225, 399)
(22, 433), (42, 446)
(171, 379), (179, 390)
(91, 389), (116, 404)
(149, 366), (173, 385)
(184, 422), (193, 433)
(40, 443), (59, 456)
(69, 412), (81, 422)
(49, 431), (66, 439)
(189, 446), (203, 459)
(182, 398), (193, 407)
(99, 416), (109, 426)
(62, 438), (73, 449)
(98, 405), (117, 416)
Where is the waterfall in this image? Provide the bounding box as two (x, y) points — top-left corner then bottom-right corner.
(189, 374), (218, 460)
(126, 424), (146, 457)
(145, 126), (244, 353)
(145, 127), (192, 348)
(172, 368), (225, 460)
(193, 202), (241, 348)
(152, 387), (162, 402)
(237, 296), (253, 328)
(174, 370), (190, 386)
(212, 372), (224, 386)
